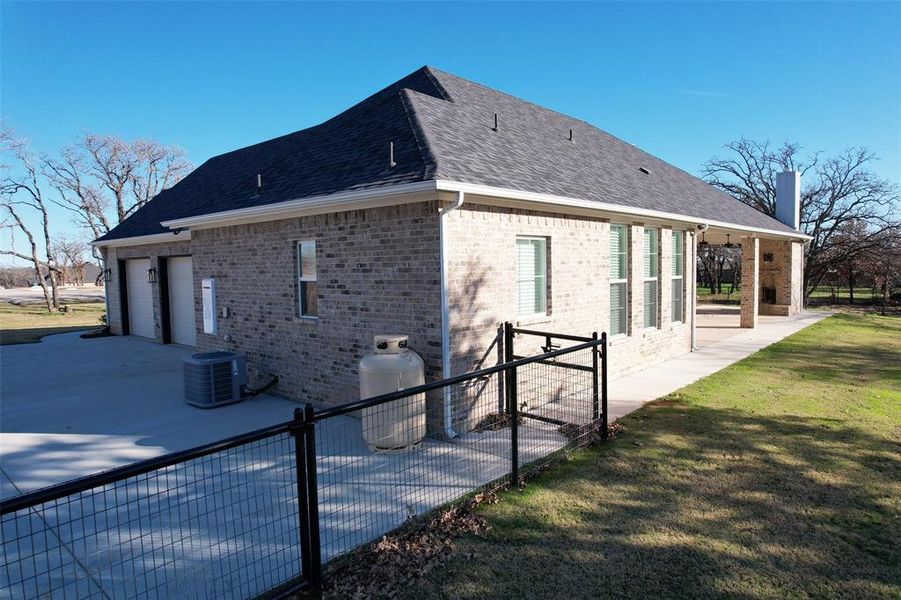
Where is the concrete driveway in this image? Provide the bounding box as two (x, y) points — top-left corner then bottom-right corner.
(0, 332), (299, 499)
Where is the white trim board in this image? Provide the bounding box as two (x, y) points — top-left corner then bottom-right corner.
(161, 182), (438, 231)
(92, 231), (192, 248)
(136, 179), (808, 242)
(434, 181), (811, 242)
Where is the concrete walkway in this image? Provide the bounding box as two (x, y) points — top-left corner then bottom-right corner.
(607, 307), (832, 420)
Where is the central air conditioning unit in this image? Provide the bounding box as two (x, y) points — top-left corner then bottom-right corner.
(183, 351), (248, 408)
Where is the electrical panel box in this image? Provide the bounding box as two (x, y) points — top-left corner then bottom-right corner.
(202, 278), (217, 335)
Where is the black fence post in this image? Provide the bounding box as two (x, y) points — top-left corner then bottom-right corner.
(591, 331), (599, 422)
(503, 322), (519, 486)
(292, 408), (313, 585)
(600, 332), (609, 441)
(510, 362), (519, 487)
(502, 322), (513, 418)
(302, 403), (322, 588)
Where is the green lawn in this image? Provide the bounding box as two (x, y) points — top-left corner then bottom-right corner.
(0, 302), (106, 345)
(403, 313), (901, 599)
(697, 282), (741, 305)
(809, 286), (896, 304)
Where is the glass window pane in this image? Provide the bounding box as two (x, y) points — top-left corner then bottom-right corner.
(672, 282), (683, 323)
(516, 238), (547, 315)
(672, 231), (683, 277)
(644, 228), (658, 278)
(299, 241), (316, 277)
(644, 280), (658, 328)
(301, 281), (318, 316)
(610, 225), (627, 280)
(610, 281), (627, 335)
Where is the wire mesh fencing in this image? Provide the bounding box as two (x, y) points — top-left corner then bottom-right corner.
(312, 323), (607, 564)
(0, 424), (312, 600)
(1, 322), (606, 596)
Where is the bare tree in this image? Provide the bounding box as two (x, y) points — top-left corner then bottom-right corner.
(702, 139), (900, 302)
(43, 134), (191, 276)
(1, 129), (60, 311)
(697, 244), (741, 296)
(54, 236), (90, 286)
(78, 134), (191, 224)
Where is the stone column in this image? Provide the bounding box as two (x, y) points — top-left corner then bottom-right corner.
(740, 237), (759, 328)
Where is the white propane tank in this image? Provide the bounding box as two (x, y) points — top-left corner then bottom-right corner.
(360, 335), (426, 451)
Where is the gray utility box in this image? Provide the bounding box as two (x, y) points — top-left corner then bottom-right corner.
(183, 351), (248, 408)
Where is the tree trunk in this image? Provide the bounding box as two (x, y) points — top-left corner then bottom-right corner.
(848, 272), (855, 304)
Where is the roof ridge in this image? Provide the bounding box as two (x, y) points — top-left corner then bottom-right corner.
(420, 66), (453, 103)
(398, 89), (439, 181)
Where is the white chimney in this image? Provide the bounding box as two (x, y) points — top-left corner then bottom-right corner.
(775, 171), (800, 230)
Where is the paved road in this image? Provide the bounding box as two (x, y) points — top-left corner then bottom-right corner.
(0, 286), (106, 305)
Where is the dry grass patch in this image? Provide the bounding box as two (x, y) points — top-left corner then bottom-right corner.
(0, 302), (106, 345)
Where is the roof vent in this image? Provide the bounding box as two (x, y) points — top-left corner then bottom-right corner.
(639, 166), (651, 175)
(256, 174), (262, 188)
(492, 113), (498, 132)
(569, 128), (574, 142)
(388, 141), (397, 169)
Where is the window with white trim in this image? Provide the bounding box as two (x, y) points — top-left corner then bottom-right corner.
(610, 224), (628, 336)
(297, 240), (318, 317)
(671, 230), (684, 323)
(516, 237), (548, 317)
(643, 228), (659, 329)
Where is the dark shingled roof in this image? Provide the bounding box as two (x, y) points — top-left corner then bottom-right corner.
(97, 66), (794, 242)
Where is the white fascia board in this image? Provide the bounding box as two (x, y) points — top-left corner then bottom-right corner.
(160, 181), (439, 230)
(434, 180), (812, 241)
(155, 177), (810, 242)
(91, 231), (192, 248)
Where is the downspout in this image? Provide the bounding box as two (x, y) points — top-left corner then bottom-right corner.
(690, 228), (702, 351)
(439, 191), (464, 439)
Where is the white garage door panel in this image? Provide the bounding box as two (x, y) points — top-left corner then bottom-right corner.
(167, 257), (196, 346)
(126, 259), (155, 339)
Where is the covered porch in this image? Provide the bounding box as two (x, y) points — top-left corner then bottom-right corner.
(694, 226), (805, 334)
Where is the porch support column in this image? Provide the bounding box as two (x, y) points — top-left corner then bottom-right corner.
(740, 236), (759, 328)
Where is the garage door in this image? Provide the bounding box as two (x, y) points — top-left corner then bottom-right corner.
(167, 257), (196, 346)
(126, 259), (155, 339)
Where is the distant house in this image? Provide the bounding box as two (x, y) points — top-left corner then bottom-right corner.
(93, 67), (807, 432)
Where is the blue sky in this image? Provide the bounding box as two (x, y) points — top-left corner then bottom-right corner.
(2, 1), (900, 250)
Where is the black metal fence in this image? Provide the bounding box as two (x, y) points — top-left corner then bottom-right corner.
(1, 323), (606, 598)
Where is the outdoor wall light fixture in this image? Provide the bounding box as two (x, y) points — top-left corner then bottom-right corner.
(103, 268), (112, 282)
(147, 267), (157, 284)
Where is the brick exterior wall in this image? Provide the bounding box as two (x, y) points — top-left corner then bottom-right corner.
(105, 199), (812, 437)
(759, 239), (804, 316)
(443, 204), (692, 431)
(102, 240), (193, 339)
(190, 201), (443, 408)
